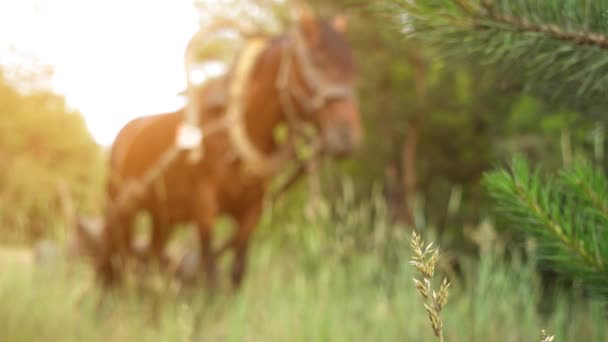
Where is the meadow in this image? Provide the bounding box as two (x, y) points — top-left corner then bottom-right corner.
(0, 190), (605, 342)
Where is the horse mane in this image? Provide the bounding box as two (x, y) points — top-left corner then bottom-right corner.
(248, 19), (355, 79)
(316, 20), (356, 75)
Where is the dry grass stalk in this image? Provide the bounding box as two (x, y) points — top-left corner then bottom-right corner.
(541, 330), (555, 342)
(410, 231), (451, 342)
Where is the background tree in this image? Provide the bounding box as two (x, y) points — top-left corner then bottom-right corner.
(383, 0), (608, 295)
(0, 64), (103, 244)
(302, 1), (591, 250)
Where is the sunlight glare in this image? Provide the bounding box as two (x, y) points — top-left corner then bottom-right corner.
(0, 0), (200, 146)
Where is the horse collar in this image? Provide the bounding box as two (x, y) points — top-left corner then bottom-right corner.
(225, 37), (283, 176)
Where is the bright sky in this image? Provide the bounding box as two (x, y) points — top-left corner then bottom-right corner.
(0, 0), (201, 146)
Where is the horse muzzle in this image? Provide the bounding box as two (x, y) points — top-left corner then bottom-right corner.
(323, 126), (361, 157)
(319, 100), (363, 158)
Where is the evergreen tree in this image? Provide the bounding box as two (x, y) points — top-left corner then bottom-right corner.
(384, 0), (608, 295)
(385, 0), (608, 116)
(485, 157), (608, 297)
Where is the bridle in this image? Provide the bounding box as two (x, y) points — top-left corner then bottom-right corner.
(276, 26), (355, 129)
(227, 24), (355, 176)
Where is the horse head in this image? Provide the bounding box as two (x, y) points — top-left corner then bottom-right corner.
(281, 7), (362, 158)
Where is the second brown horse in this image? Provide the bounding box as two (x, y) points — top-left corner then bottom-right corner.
(91, 9), (362, 288)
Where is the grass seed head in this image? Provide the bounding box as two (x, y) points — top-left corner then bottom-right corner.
(436, 277), (451, 309)
(424, 303), (442, 338)
(541, 330), (555, 342)
(410, 230), (448, 341)
(414, 278), (430, 299)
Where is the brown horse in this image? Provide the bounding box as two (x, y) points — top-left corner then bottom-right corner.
(90, 9), (362, 288)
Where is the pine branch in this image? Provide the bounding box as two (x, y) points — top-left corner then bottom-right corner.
(386, 0), (608, 110)
(561, 162), (608, 228)
(484, 157), (608, 297)
(485, 11), (608, 50)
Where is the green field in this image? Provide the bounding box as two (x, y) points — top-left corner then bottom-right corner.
(1, 195), (605, 342)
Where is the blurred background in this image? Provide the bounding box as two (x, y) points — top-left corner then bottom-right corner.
(0, 0), (607, 341)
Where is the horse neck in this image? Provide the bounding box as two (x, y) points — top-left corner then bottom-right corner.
(241, 39), (286, 155)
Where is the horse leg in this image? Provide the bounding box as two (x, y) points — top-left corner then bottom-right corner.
(98, 210), (136, 285)
(231, 204), (263, 289)
(97, 234), (117, 286)
(147, 179), (172, 268)
(194, 184), (219, 290)
(149, 213), (171, 269)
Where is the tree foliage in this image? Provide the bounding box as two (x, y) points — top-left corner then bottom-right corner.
(0, 67), (104, 243)
(485, 157), (608, 297)
(307, 1), (592, 236)
(388, 0), (608, 115)
(382, 0), (608, 295)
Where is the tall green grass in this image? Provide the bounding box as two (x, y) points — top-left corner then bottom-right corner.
(0, 189), (606, 341)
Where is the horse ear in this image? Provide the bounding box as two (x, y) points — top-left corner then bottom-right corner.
(293, 4), (319, 45)
(331, 14), (348, 33)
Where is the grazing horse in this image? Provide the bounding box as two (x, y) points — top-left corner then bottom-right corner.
(89, 9), (362, 288)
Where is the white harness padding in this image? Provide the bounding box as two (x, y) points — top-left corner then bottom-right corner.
(181, 20), (253, 163)
(225, 37), (279, 176)
(180, 32), (289, 176)
(176, 122), (204, 150)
